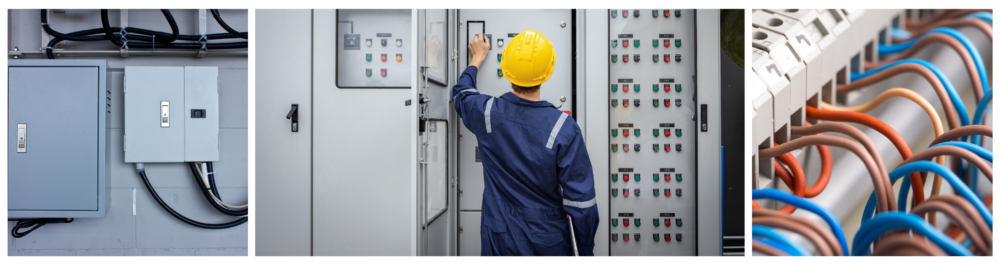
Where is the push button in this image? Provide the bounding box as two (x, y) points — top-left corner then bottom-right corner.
(612, 54), (618, 62)
(664, 84), (671, 92)
(497, 69), (503, 77)
(652, 143), (660, 152)
(611, 129), (618, 137)
(611, 173), (619, 182)
(381, 53), (387, 62)
(624, 188), (630, 197)
(664, 53), (671, 62)
(498, 53), (502, 61)
(653, 173), (660, 182)
(635, 218), (641, 227)
(623, 84), (629, 92)
(653, 188), (660, 197)
(634, 128), (640, 136)
(653, 128), (659, 136)
(623, 54), (629, 62)
(675, 128), (682, 137)
(664, 10), (670, 17)
(634, 84), (640, 92)
(653, 39), (659, 47)
(366, 53), (372, 61)
(623, 129), (629, 137)
(366, 68), (372, 77)
(665, 233), (672, 242)
(653, 218), (660, 226)
(611, 144), (618, 152)
(612, 218), (619, 227)
(623, 218), (630, 227)
(623, 99), (629, 107)
(612, 40), (618, 48)
(653, 84), (659, 92)
(611, 84), (618, 92)
(653, 10), (659, 18)
(653, 233), (660, 242)
(664, 144), (671, 152)
(634, 174), (641, 182)
(611, 99), (618, 107)
(623, 10), (629, 18)
(612, 188), (618, 197)
(623, 144), (630, 152)
(664, 98), (671, 107)
(623, 173), (630, 182)
(676, 84), (682, 92)
(396, 53), (403, 62)
(665, 218), (672, 227)
(675, 39), (681, 47)
(665, 173), (671, 182)
(611, 10), (617, 18)
(612, 233), (619, 242)
(653, 54), (659, 62)
(623, 39), (629, 47)
(664, 128), (671, 137)
(665, 188), (671, 197)
(634, 39), (640, 47)
(381, 68), (387, 77)
(676, 218), (683, 227)
(624, 233), (630, 242)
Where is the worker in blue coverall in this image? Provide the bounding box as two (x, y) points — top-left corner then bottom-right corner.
(453, 30), (599, 256)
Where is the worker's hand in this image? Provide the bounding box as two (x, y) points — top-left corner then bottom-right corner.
(468, 33), (490, 69)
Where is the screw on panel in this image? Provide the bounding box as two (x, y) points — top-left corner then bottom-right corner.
(560, 21), (566, 28)
(560, 96), (566, 102)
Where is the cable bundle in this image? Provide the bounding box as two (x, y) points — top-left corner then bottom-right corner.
(752, 9), (993, 256)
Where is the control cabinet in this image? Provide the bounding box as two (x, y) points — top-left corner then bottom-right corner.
(456, 9), (576, 256)
(8, 59), (109, 218)
(124, 66), (219, 163)
(607, 9), (697, 256)
(337, 9), (413, 88)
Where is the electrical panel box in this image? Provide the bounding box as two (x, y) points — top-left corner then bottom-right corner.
(124, 66), (219, 163)
(8, 59), (109, 218)
(608, 9), (697, 256)
(337, 9), (413, 88)
(455, 9), (575, 256)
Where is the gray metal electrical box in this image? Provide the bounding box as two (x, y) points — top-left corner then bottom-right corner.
(124, 66), (219, 163)
(8, 59), (109, 218)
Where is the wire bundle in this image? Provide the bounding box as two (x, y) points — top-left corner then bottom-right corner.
(40, 9), (248, 59)
(752, 9), (993, 256)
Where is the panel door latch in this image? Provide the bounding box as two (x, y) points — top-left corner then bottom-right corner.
(286, 104), (299, 132)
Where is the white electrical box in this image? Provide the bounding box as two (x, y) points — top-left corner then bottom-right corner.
(125, 66), (219, 163)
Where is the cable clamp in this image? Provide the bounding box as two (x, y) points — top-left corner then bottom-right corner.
(136, 163), (145, 174)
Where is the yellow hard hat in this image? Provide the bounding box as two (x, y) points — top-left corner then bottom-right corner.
(500, 30), (556, 87)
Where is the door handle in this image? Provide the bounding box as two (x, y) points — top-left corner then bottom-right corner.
(286, 104), (299, 132)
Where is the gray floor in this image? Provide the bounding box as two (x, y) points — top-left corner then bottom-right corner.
(8, 9), (248, 256)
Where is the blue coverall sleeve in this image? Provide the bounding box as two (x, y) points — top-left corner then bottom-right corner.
(452, 66), (489, 132)
(557, 126), (599, 256)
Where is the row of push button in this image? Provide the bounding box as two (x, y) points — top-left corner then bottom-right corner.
(611, 188), (683, 197)
(611, 54), (682, 63)
(365, 53), (403, 62)
(612, 128), (681, 137)
(611, 143), (683, 152)
(611, 10), (681, 19)
(611, 233), (683, 242)
(611, 218), (683, 227)
(611, 99), (682, 107)
(612, 39), (681, 48)
(610, 84), (682, 93)
(611, 173), (683, 182)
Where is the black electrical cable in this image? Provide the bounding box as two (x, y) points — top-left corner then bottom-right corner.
(9, 218), (74, 238)
(207, 162), (221, 198)
(188, 163), (247, 216)
(103, 10), (248, 50)
(138, 168), (246, 229)
(42, 9), (179, 43)
(211, 9), (248, 39)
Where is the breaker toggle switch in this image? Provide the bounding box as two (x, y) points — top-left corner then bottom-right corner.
(633, 143), (640, 152)
(624, 218), (630, 227)
(623, 54), (629, 62)
(612, 233), (619, 242)
(653, 54), (659, 62)
(633, 54), (640, 62)
(612, 218), (619, 227)
(381, 68), (387, 77)
(623, 129), (629, 137)
(633, 99), (640, 107)
(665, 188), (672, 197)
(623, 39), (629, 47)
(623, 173), (630, 182)
(653, 188), (660, 197)
(653, 174), (660, 182)
(664, 54), (671, 62)
(612, 188), (618, 197)
(634, 128), (640, 136)
(653, 233), (660, 242)
(653, 218), (660, 226)
(665, 233), (672, 242)
(381, 53), (387, 62)
(635, 218), (641, 227)
(611, 173), (618, 182)
(611, 129), (618, 137)
(623, 84), (629, 92)
(665, 218), (672, 227)
(624, 233), (630, 242)
(611, 144), (618, 152)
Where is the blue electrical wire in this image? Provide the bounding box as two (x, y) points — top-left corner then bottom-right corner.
(894, 161), (992, 228)
(891, 27), (912, 39)
(752, 189), (849, 255)
(751, 239), (792, 256)
(752, 225), (811, 256)
(968, 88), (993, 196)
(965, 11), (993, 24)
(878, 28), (989, 94)
(852, 212), (972, 256)
(850, 59), (970, 127)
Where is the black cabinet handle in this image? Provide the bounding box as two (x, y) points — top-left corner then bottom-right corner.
(286, 104), (299, 132)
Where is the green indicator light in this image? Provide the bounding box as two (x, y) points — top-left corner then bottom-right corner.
(366, 69), (372, 77)
(612, 40), (617, 47)
(612, 220), (618, 227)
(634, 129), (640, 136)
(653, 55), (659, 62)
(677, 174), (683, 182)
(654, 175), (660, 182)
(612, 234), (618, 242)
(676, 84), (682, 92)
(612, 174), (618, 182)
(498, 53), (502, 61)
(635, 219), (641, 227)
(634, 84), (640, 92)
(677, 220), (683, 227)
(497, 69), (503, 77)
(611, 144), (618, 152)
(653, 10), (659, 18)
(366, 54), (372, 61)
(654, 219), (660, 226)
(653, 84), (660, 92)
(635, 174), (640, 182)
(653, 129), (660, 136)
(611, 84), (618, 92)
(612, 129), (618, 137)
(612, 55), (618, 62)
(675, 39), (681, 47)
(653, 39), (659, 47)
(612, 189), (618, 197)
(676, 129), (682, 137)
(612, 100), (618, 107)
(634, 40), (640, 47)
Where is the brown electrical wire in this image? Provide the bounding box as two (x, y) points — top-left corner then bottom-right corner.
(906, 9), (993, 31)
(896, 18), (993, 42)
(924, 195), (993, 245)
(867, 33), (985, 101)
(904, 145), (993, 182)
(758, 134), (895, 212)
(910, 200), (991, 255)
(789, 122), (892, 206)
(753, 216), (835, 256)
(753, 208), (844, 256)
(929, 125), (994, 146)
(871, 233), (948, 256)
(836, 63), (960, 131)
(752, 240), (789, 256)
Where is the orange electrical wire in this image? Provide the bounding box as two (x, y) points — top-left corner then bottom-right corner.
(805, 106), (926, 208)
(868, 33), (985, 102)
(773, 143), (806, 213)
(837, 63), (960, 131)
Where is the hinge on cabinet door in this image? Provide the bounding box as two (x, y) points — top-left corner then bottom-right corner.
(459, 189), (463, 197)
(459, 132), (463, 140)
(459, 226), (463, 234)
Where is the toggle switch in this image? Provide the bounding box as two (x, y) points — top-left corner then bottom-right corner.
(677, 233), (683, 242)
(675, 99), (682, 106)
(675, 54), (682, 62)
(381, 39), (388, 47)
(634, 233), (640, 242)
(381, 68), (388, 77)
(623, 173), (630, 182)
(160, 101), (170, 128)
(633, 99), (640, 107)
(676, 10), (682, 17)
(611, 173), (618, 182)
(17, 124), (27, 152)
(676, 188), (682, 197)
(634, 188), (640, 197)
(676, 143), (682, 152)
(381, 53), (387, 62)
(633, 54), (640, 62)
(665, 173), (672, 182)
(633, 10), (639, 18)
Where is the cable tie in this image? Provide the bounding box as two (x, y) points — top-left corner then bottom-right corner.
(41, 47), (53, 50)
(199, 34), (208, 51)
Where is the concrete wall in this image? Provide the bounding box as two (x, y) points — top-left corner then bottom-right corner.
(7, 9), (248, 256)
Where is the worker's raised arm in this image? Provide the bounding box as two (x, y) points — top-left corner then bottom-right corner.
(556, 124), (599, 256)
(453, 33), (492, 130)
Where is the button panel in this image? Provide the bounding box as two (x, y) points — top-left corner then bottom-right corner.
(609, 9), (696, 256)
(336, 9), (412, 87)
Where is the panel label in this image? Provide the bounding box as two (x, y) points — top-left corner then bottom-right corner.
(659, 34), (675, 38)
(659, 213), (676, 217)
(617, 78), (634, 83)
(659, 78), (675, 83)
(617, 34), (633, 38)
(618, 213), (635, 217)
(617, 123), (634, 127)
(659, 123), (675, 128)
(376, 33), (392, 37)
(659, 168), (676, 172)
(508, 33), (519, 37)
(618, 168), (634, 172)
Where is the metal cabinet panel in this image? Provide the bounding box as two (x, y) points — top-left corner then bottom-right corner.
(458, 211), (481, 256)
(124, 67), (186, 163)
(184, 67), (220, 162)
